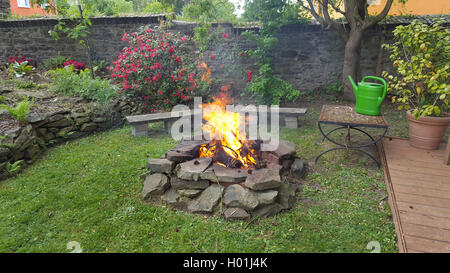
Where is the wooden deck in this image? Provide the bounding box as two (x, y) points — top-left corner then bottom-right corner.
(380, 137), (450, 253)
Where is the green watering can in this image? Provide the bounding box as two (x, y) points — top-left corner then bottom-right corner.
(348, 75), (387, 116)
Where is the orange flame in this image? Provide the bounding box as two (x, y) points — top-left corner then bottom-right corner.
(199, 92), (257, 168)
(199, 62), (211, 84)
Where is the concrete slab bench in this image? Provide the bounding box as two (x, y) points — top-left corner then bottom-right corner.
(126, 107), (307, 137)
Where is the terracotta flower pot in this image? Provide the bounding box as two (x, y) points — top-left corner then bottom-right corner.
(407, 111), (450, 150)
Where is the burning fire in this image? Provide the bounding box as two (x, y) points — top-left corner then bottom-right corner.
(199, 93), (260, 169)
(199, 62), (211, 84)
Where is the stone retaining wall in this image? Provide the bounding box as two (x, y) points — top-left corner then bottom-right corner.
(0, 99), (137, 180)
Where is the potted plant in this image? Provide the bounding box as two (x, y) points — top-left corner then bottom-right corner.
(383, 20), (449, 150)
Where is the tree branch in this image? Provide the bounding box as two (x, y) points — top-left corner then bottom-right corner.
(364, 0), (394, 29)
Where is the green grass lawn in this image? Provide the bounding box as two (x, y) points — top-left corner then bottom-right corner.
(0, 109), (398, 252)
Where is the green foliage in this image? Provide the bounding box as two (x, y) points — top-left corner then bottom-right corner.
(44, 53), (70, 70)
(8, 61), (35, 78)
(0, 97), (34, 123)
(15, 80), (37, 89)
(383, 20), (449, 118)
(182, 0), (238, 23)
(47, 67), (117, 103)
(246, 64), (299, 104)
(241, 0), (302, 104)
(5, 160), (23, 176)
(144, 1), (174, 14)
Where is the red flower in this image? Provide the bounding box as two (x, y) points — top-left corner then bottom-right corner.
(122, 33), (128, 41)
(221, 33), (229, 38)
(247, 71), (253, 82)
(210, 53), (215, 60)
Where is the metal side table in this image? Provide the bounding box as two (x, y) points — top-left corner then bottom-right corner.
(315, 105), (388, 168)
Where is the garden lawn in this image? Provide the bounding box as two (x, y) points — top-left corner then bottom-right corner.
(0, 119), (397, 253)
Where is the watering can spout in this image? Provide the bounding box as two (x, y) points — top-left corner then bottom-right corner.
(348, 75), (357, 96)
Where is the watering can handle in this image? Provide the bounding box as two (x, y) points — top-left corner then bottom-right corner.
(362, 76), (387, 107)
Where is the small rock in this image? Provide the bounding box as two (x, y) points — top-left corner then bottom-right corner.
(148, 158), (175, 174)
(253, 203), (283, 218)
(223, 184), (259, 210)
(187, 184), (224, 213)
(45, 118), (72, 128)
(224, 208), (250, 220)
(277, 183), (296, 209)
(176, 157), (212, 181)
(290, 158), (305, 178)
(161, 188), (181, 204)
(80, 123), (97, 132)
(210, 164), (247, 183)
(141, 173), (170, 200)
(170, 177), (210, 190)
(178, 189), (203, 198)
(245, 166), (282, 190)
(27, 112), (46, 123)
(273, 140), (296, 159)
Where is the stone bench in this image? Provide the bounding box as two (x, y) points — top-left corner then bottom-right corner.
(126, 107), (307, 137)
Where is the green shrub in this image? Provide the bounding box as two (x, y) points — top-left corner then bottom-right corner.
(246, 64), (300, 105)
(44, 53), (70, 70)
(8, 61), (35, 78)
(47, 67), (117, 104)
(0, 97), (34, 123)
(383, 20), (449, 118)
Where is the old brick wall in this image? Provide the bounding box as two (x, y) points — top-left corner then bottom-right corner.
(0, 15), (396, 92)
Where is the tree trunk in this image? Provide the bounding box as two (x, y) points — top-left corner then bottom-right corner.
(342, 29), (363, 101)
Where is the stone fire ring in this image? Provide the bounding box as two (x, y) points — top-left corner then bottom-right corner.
(140, 139), (305, 220)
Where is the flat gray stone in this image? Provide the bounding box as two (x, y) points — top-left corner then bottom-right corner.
(178, 189), (203, 198)
(170, 177), (210, 190)
(187, 184), (224, 213)
(27, 112), (46, 123)
(224, 208), (250, 221)
(223, 184), (259, 210)
(223, 184), (278, 211)
(176, 157), (212, 181)
(253, 203), (283, 218)
(277, 183), (296, 209)
(161, 188), (181, 204)
(210, 164), (248, 183)
(274, 140), (296, 159)
(141, 173), (170, 200)
(148, 158), (175, 174)
(80, 123), (97, 132)
(245, 166), (282, 190)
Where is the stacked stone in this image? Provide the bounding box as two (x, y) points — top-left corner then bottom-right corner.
(141, 140), (305, 220)
(0, 98), (137, 180)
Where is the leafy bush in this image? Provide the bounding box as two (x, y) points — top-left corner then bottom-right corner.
(111, 24), (205, 112)
(0, 97), (34, 123)
(44, 53), (70, 70)
(144, 1), (174, 14)
(246, 64), (299, 105)
(8, 61), (35, 78)
(383, 20), (449, 118)
(47, 67), (117, 104)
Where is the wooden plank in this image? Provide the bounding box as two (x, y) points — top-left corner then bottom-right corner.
(390, 174), (450, 192)
(404, 235), (450, 253)
(397, 201), (450, 219)
(393, 184), (450, 200)
(388, 169), (450, 185)
(396, 192), (450, 209)
(402, 223), (450, 243)
(445, 135), (450, 165)
(378, 140), (407, 253)
(399, 211), (450, 230)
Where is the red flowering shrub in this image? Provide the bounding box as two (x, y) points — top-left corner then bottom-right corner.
(8, 56), (33, 66)
(64, 60), (85, 71)
(111, 25), (205, 112)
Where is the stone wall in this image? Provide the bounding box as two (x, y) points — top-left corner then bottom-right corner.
(0, 98), (137, 180)
(0, 15), (399, 93)
(0, 0), (9, 19)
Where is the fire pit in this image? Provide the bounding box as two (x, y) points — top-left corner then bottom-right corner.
(140, 96), (305, 220)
